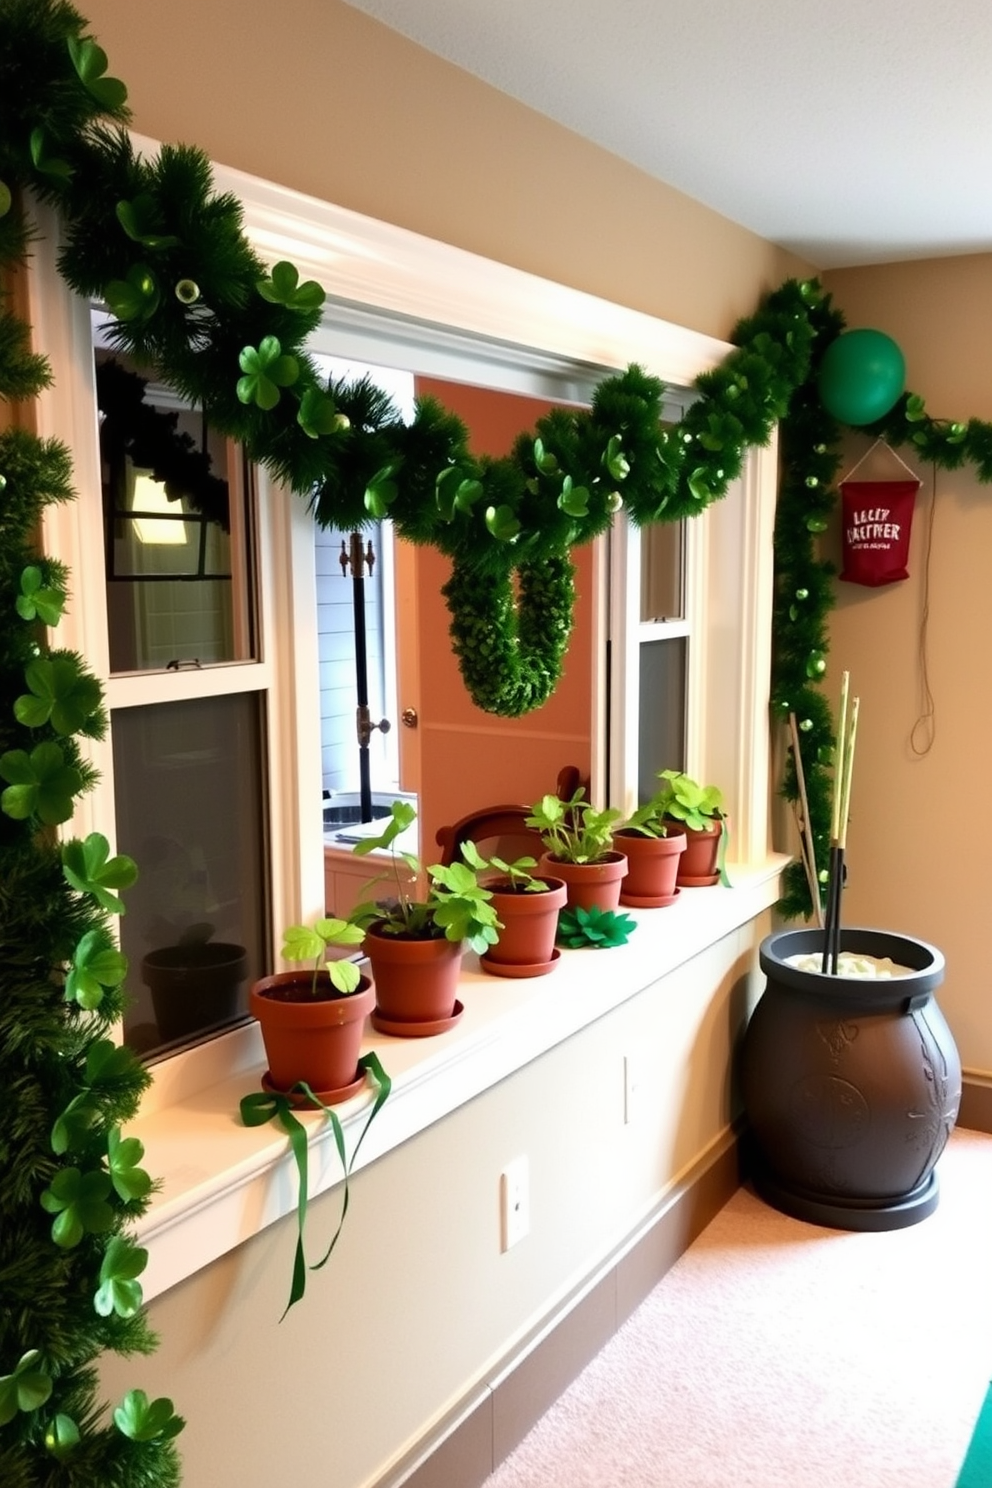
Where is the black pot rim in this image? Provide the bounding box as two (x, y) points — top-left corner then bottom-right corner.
(759, 926), (944, 1006)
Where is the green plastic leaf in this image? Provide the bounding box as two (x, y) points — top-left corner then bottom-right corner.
(256, 259), (325, 310)
(67, 36), (128, 110)
(62, 833), (138, 914)
(95, 1236), (148, 1318)
(0, 741), (83, 825)
(14, 655), (102, 735)
(105, 264), (160, 322)
(29, 127), (72, 181)
(557, 476), (589, 518)
(40, 1168), (114, 1248)
(0, 1351), (53, 1426)
(533, 437), (558, 474)
(115, 196), (180, 250)
(65, 929), (128, 1009)
(45, 1413), (81, 1460)
(365, 463), (400, 518)
(485, 504), (521, 542)
(16, 566), (65, 626)
(85, 1038), (140, 1088)
(236, 337), (299, 409)
(107, 1127), (152, 1203)
(454, 478), (484, 512)
(557, 904), (636, 949)
(687, 467), (712, 502)
(435, 465), (462, 520)
(113, 1389), (185, 1443)
(604, 434), (630, 481)
(297, 387), (347, 439)
(905, 393), (926, 422)
(51, 1093), (101, 1155)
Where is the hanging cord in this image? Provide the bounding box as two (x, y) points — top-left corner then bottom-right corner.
(910, 462), (938, 756)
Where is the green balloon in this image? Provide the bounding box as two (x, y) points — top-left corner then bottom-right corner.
(817, 328), (906, 426)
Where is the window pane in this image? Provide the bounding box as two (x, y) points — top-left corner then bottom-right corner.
(112, 693), (269, 1057)
(640, 521), (684, 621)
(638, 638), (686, 801)
(95, 341), (256, 672)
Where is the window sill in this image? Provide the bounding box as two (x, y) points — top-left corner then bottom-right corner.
(132, 858), (787, 1301)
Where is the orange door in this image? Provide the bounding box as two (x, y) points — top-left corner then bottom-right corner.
(398, 377), (596, 863)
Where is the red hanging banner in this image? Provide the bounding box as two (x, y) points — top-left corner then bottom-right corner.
(839, 478), (919, 587)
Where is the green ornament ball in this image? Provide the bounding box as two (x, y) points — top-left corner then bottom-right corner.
(818, 328), (906, 426)
(175, 278), (200, 304)
(795, 587), (809, 601)
(799, 717), (813, 732)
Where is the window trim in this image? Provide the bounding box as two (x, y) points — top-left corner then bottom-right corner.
(27, 146), (782, 1288)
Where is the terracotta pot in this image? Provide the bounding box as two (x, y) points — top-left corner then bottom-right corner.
(740, 927), (961, 1231)
(481, 876), (567, 976)
(250, 970), (373, 1096)
(143, 941), (248, 1043)
(617, 829), (686, 907)
(538, 850), (628, 912)
(667, 816), (723, 886)
(364, 923), (463, 1026)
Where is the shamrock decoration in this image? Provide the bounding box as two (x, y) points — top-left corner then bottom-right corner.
(94, 1236), (148, 1320)
(556, 904), (637, 949)
(0, 1352), (53, 1426)
(297, 386), (349, 440)
(62, 832), (138, 915)
(113, 1390), (185, 1443)
(236, 336), (299, 410)
(16, 566), (65, 626)
(104, 264), (160, 323)
(0, 741), (83, 825)
(256, 259), (325, 311)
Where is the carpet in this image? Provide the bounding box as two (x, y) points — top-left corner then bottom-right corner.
(486, 1128), (992, 1488)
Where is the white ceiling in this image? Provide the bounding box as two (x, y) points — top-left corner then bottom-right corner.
(343, 0), (992, 269)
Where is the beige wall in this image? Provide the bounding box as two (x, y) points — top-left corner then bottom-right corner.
(80, 0), (811, 342)
(822, 254), (992, 1074)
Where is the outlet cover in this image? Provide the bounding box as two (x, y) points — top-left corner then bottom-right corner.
(500, 1156), (530, 1251)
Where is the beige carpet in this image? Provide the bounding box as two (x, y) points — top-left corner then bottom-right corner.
(487, 1128), (992, 1488)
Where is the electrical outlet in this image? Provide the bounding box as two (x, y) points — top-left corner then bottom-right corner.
(624, 1053), (643, 1125)
(500, 1156), (530, 1251)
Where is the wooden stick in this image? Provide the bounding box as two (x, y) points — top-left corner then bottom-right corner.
(788, 712), (823, 928)
(838, 696), (860, 852)
(830, 671), (850, 843)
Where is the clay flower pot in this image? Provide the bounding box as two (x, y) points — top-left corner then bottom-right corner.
(250, 970), (374, 1099)
(669, 817), (723, 886)
(480, 875), (567, 977)
(364, 924), (464, 1033)
(539, 850), (628, 912)
(740, 926), (961, 1231)
(617, 829), (687, 907)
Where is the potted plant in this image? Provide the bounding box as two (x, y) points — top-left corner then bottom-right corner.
(249, 916), (374, 1100)
(646, 769), (729, 887)
(349, 801), (501, 1033)
(460, 843), (567, 977)
(525, 788), (627, 911)
(616, 794), (688, 908)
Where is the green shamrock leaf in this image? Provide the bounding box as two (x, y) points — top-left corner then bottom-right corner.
(40, 1167), (114, 1248)
(297, 387), (348, 439)
(44, 1414), (81, 1460)
(0, 1351), (53, 1426)
(0, 741), (82, 825)
(16, 566), (65, 626)
(105, 264), (160, 322)
(436, 467), (484, 520)
(603, 434), (630, 481)
(557, 475), (589, 518)
(67, 36), (128, 111)
(85, 1037), (141, 1090)
(106, 1127), (152, 1203)
(14, 655), (103, 735)
(51, 1092), (101, 1155)
(905, 393), (927, 422)
(236, 336), (299, 410)
(115, 195), (180, 250)
(256, 259), (325, 310)
(29, 127), (72, 182)
(95, 1236), (147, 1319)
(65, 928), (128, 1009)
(364, 462), (400, 518)
(485, 504), (521, 542)
(62, 832), (138, 914)
(533, 437), (558, 474)
(113, 1389), (185, 1443)
(687, 467), (712, 502)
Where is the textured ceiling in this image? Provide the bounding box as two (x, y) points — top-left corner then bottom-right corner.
(343, 0), (992, 269)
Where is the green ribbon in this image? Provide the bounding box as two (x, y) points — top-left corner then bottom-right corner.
(239, 1051), (391, 1318)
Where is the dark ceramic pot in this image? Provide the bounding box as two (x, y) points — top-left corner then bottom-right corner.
(740, 927), (961, 1231)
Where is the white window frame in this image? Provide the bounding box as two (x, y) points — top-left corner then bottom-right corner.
(25, 144), (781, 1293)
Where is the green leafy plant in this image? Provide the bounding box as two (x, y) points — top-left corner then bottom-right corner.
(525, 787), (622, 865)
(557, 904), (637, 949)
(280, 917), (365, 995)
(459, 840), (551, 893)
(645, 769), (725, 831)
(348, 800), (501, 955)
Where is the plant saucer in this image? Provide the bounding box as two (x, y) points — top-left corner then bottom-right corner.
(261, 1069), (367, 1107)
(371, 999), (464, 1038)
(620, 888), (680, 909)
(677, 873), (720, 888)
(479, 948), (561, 979)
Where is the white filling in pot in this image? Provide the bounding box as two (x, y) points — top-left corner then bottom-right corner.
(785, 951), (913, 978)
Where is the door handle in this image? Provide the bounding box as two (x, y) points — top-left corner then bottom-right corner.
(401, 708), (418, 729)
